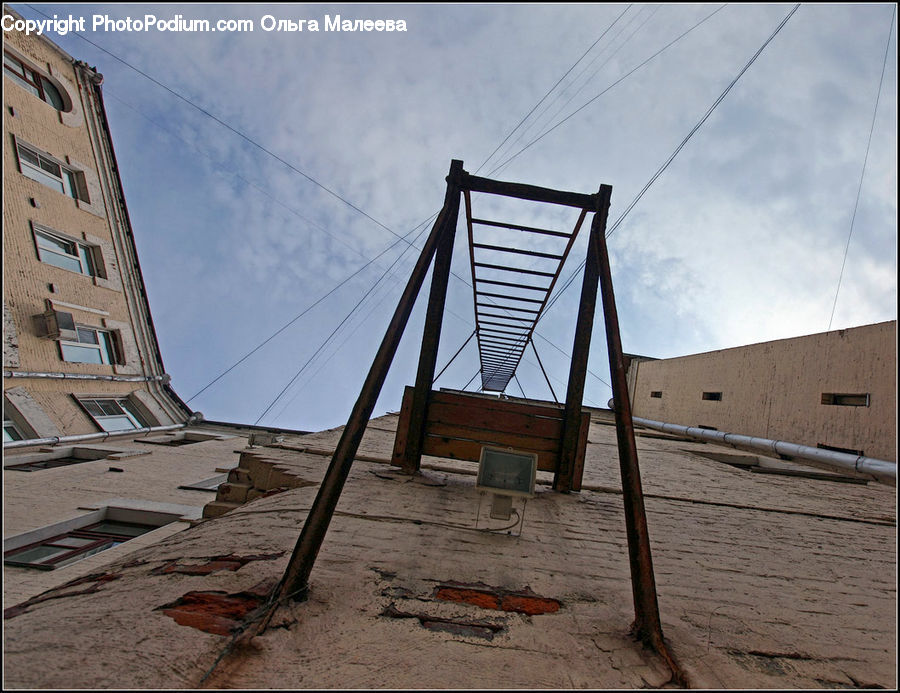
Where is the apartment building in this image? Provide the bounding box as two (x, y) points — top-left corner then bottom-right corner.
(625, 320), (897, 461)
(2, 12), (257, 603)
(3, 15), (190, 443)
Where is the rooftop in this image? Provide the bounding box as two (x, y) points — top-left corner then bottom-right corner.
(3, 409), (895, 689)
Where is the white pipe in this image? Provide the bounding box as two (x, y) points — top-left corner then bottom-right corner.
(3, 423), (187, 450)
(609, 403), (895, 486)
(3, 370), (170, 383)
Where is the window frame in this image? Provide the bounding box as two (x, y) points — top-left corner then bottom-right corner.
(59, 325), (118, 365)
(4, 520), (158, 570)
(3, 412), (26, 443)
(33, 227), (98, 276)
(3, 51), (66, 111)
(821, 393), (870, 407)
(14, 140), (84, 200)
(77, 397), (147, 432)
(179, 474), (229, 492)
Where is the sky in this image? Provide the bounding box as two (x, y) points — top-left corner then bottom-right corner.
(7, 3), (897, 432)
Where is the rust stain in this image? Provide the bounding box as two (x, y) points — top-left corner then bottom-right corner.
(500, 593), (561, 615)
(434, 581), (561, 615)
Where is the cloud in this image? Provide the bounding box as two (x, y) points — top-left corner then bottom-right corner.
(10, 2), (895, 430)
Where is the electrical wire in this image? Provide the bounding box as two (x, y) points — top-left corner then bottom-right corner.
(474, 4), (634, 175)
(539, 3), (801, 321)
(487, 4), (728, 175)
(828, 5), (895, 331)
(489, 5), (659, 179)
(185, 214), (437, 403)
(254, 221), (430, 424)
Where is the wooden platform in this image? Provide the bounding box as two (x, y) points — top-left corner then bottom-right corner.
(391, 387), (589, 491)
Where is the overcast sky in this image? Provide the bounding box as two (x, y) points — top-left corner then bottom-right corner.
(9, 3), (897, 431)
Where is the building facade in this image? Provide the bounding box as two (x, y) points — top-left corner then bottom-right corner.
(2, 12), (243, 604)
(3, 13), (190, 441)
(625, 321), (897, 461)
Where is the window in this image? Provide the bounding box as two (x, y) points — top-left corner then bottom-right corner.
(15, 141), (83, 199)
(34, 229), (97, 276)
(3, 51), (66, 110)
(650, 391), (662, 399)
(4, 520), (156, 570)
(5, 447), (114, 472)
(179, 474), (228, 492)
(3, 412), (25, 442)
(61, 326), (117, 365)
(821, 393), (870, 407)
(78, 398), (146, 432)
(702, 391), (722, 401)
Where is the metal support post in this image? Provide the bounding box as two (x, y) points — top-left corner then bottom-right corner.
(555, 188), (610, 492)
(276, 160), (463, 602)
(401, 160), (463, 473)
(594, 193), (681, 681)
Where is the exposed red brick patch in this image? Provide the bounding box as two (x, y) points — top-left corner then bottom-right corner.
(501, 593), (561, 615)
(158, 592), (264, 636)
(155, 579), (278, 636)
(434, 581), (561, 615)
(150, 552), (283, 576)
(434, 587), (500, 610)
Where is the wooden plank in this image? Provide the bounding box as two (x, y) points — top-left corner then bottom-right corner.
(427, 400), (564, 440)
(422, 435), (559, 472)
(430, 389), (564, 419)
(391, 386), (415, 467)
(424, 422), (561, 453)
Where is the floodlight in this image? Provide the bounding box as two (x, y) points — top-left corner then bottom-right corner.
(476, 446), (538, 499)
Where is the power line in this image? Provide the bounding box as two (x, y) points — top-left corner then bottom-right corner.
(254, 222), (430, 424)
(828, 5), (896, 331)
(489, 4), (660, 180)
(24, 4), (407, 245)
(540, 3), (801, 321)
(185, 214), (436, 403)
(487, 4), (728, 175)
(474, 3), (633, 175)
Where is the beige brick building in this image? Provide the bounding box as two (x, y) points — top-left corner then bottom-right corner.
(3, 12), (189, 443)
(626, 321), (897, 462)
(2, 12), (277, 604)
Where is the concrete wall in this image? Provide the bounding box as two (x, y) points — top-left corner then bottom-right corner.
(627, 321), (896, 461)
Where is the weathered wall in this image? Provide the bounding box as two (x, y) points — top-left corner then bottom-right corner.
(628, 321), (897, 461)
(2, 430), (245, 605)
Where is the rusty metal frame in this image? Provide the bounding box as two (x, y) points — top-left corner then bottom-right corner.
(464, 184), (587, 392)
(276, 159), (676, 678)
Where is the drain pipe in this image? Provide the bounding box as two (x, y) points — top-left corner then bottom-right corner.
(3, 370), (171, 383)
(610, 403), (896, 486)
(2, 423), (189, 451)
